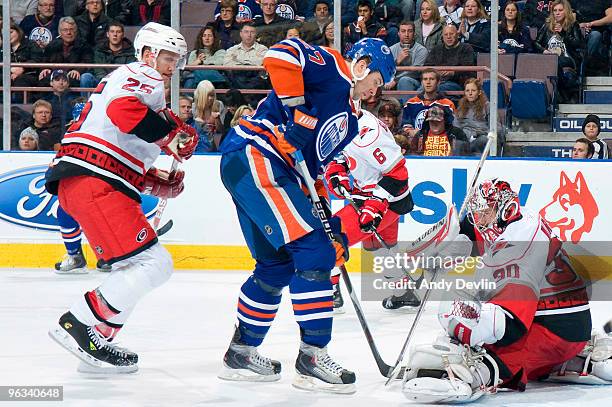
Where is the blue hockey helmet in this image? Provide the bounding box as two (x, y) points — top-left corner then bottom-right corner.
(346, 38), (396, 85)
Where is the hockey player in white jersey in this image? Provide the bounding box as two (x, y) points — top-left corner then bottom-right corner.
(402, 179), (611, 403)
(45, 22), (198, 373)
(324, 109), (415, 311)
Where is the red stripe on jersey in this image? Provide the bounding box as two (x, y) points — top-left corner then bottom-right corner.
(489, 283), (538, 330)
(106, 96), (151, 136)
(384, 158), (408, 181)
(64, 131), (145, 171)
(263, 53), (304, 98)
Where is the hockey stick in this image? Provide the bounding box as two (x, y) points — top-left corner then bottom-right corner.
(293, 151), (398, 378)
(384, 133), (496, 385)
(152, 159), (179, 230)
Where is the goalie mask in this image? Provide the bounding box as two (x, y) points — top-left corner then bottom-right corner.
(467, 179), (521, 230)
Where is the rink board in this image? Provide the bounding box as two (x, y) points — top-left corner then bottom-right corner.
(0, 152), (610, 271)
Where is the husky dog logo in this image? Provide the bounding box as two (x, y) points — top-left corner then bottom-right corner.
(539, 171), (599, 243)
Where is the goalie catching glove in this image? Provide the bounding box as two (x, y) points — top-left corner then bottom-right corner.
(155, 108), (199, 162)
(142, 167), (185, 199)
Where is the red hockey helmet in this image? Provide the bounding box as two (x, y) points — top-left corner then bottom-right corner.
(468, 178), (521, 228)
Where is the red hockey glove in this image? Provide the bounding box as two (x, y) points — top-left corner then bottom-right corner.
(155, 109), (199, 162)
(143, 167), (185, 199)
(324, 159), (351, 199)
(358, 196), (389, 232)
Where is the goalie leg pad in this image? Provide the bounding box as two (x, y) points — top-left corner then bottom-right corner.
(403, 377), (484, 404)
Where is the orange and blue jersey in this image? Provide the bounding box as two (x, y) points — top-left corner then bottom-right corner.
(220, 38), (360, 180)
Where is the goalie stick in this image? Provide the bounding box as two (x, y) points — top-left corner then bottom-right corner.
(384, 133), (496, 385)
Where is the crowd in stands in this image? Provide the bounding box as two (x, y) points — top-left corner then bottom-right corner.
(1, 0), (610, 158)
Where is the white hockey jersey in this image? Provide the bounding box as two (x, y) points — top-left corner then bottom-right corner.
(47, 62), (168, 200)
(341, 110), (411, 211)
(474, 208), (591, 342)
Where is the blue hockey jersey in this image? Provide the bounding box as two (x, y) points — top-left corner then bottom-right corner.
(220, 38), (359, 180)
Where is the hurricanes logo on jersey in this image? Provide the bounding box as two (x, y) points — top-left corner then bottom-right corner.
(317, 112), (349, 161)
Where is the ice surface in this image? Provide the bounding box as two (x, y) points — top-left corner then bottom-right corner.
(1, 269), (610, 407)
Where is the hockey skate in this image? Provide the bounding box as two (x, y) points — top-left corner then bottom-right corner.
(54, 250), (88, 274)
(218, 327), (281, 382)
(49, 312), (138, 373)
(96, 260), (112, 273)
(547, 332), (612, 385)
(293, 341), (356, 394)
(332, 283), (345, 314)
(382, 288), (421, 310)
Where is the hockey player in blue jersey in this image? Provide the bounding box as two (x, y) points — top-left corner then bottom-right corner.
(217, 37), (395, 393)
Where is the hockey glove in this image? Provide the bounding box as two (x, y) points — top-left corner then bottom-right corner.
(277, 105), (318, 154)
(324, 159), (351, 199)
(330, 216), (350, 267)
(155, 109), (199, 162)
(143, 167), (185, 199)
(358, 196), (389, 232)
(438, 301), (508, 347)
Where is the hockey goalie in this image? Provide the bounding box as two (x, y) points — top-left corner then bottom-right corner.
(402, 179), (612, 403)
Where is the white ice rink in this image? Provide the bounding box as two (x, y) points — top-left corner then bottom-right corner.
(2, 268), (611, 407)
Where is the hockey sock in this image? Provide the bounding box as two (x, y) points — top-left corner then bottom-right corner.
(57, 205), (82, 255)
(236, 275), (281, 347)
(290, 271), (333, 348)
(94, 307), (134, 341)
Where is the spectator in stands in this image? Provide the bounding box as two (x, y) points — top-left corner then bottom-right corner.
(38, 17), (94, 88)
(414, 0), (443, 52)
(193, 80), (226, 152)
(253, 0), (292, 48)
(523, 0), (552, 30)
(285, 26), (301, 39)
(344, 1), (388, 53)
(11, 1), (38, 24)
(86, 22), (136, 87)
(179, 95), (194, 126)
(185, 25), (228, 89)
(439, 0), (464, 26)
(362, 86), (383, 115)
(320, 21), (336, 48)
(105, 0), (133, 25)
(498, 0), (533, 54)
(21, 99), (62, 151)
(402, 68), (456, 135)
(75, 0), (110, 48)
(214, 0), (262, 23)
(3, 23), (38, 103)
(18, 127), (39, 151)
(425, 24), (476, 93)
(44, 69), (77, 131)
(222, 88), (247, 131)
(454, 78), (490, 153)
(131, 0), (170, 26)
(373, 0), (404, 45)
(301, 0), (331, 44)
(581, 114), (609, 159)
(19, 0), (59, 50)
(230, 104), (255, 127)
(377, 98), (403, 136)
(211, 0), (242, 50)
(459, 0), (491, 53)
(224, 23), (268, 89)
(411, 105), (468, 156)
(388, 21), (429, 96)
(572, 137), (594, 159)
(571, 1), (609, 74)
(534, 0), (583, 103)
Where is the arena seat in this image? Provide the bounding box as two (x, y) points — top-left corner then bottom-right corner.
(510, 53), (558, 121)
(181, 0), (217, 26)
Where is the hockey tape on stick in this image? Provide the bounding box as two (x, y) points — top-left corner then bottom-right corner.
(385, 133), (496, 386)
(293, 151), (400, 378)
(152, 159), (179, 230)
(156, 219), (173, 237)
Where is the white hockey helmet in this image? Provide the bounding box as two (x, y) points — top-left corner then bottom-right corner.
(134, 22), (188, 69)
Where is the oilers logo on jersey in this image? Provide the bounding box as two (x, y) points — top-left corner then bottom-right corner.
(238, 4), (253, 20)
(276, 3), (295, 20)
(29, 27), (53, 46)
(317, 112), (349, 161)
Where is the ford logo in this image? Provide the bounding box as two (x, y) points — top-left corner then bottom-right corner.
(0, 166), (159, 231)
